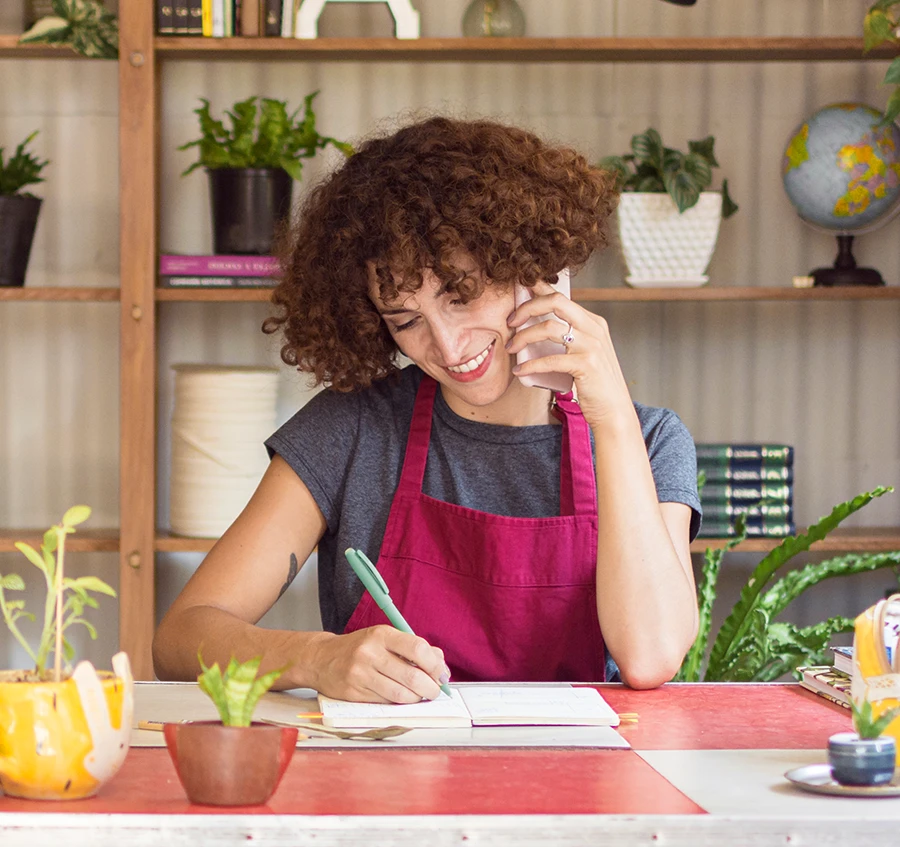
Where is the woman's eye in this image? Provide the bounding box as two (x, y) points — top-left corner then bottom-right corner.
(393, 317), (419, 332)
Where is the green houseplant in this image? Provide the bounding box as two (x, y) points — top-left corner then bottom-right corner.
(599, 129), (738, 288)
(0, 130), (49, 287)
(163, 654), (298, 806)
(864, 2), (900, 124)
(676, 486), (900, 682)
(18, 0), (118, 59)
(0, 506), (133, 800)
(179, 92), (353, 255)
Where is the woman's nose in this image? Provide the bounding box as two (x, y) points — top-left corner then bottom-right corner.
(429, 320), (466, 365)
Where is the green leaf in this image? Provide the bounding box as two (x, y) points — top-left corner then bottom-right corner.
(223, 655), (262, 727)
(631, 129), (663, 168)
(18, 17), (70, 44)
(64, 575), (117, 598)
(705, 487), (893, 679)
(682, 152), (713, 189)
(688, 136), (719, 167)
(721, 179), (739, 219)
(0, 573), (25, 590)
(15, 542), (48, 573)
(663, 168), (701, 213)
(881, 86), (900, 127)
(197, 654), (232, 724)
(62, 504), (91, 527)
(864, 10), (896, 52)
(884, 55), (900, 85)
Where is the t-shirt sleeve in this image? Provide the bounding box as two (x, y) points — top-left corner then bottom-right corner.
(264, 389), (361, 532)
(640, 406), (703, 541)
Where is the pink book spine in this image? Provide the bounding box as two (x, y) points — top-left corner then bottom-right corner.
(158, 254), (280, 277)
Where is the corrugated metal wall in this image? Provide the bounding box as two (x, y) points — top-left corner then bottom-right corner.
(1, 0), (897, 671)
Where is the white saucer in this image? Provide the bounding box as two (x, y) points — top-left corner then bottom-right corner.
(784, 763), (900, 797)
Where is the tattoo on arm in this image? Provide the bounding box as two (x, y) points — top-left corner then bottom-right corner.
(277, 553), (300, 599)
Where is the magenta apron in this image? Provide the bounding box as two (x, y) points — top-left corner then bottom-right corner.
(344, 375), (605, 682)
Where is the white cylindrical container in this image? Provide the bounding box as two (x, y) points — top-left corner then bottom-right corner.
(170, 365), (279, 538)
(616, 191), (723, 287)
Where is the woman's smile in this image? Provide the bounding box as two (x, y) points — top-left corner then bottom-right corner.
(445, 340), (495, 381)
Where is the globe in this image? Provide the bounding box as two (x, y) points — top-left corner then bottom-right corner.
(782, 103), (900, 232)
(781, 103), (900, 285)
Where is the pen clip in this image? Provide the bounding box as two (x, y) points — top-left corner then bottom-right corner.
(349, 548), (390, 596)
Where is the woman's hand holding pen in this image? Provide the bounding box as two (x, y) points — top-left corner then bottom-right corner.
(305, 626), (449, 704)
(506, 280), (635, 431)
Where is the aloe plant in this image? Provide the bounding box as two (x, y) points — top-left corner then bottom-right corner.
(599, 129), (738, 217)
(676, 487), (900, 682)
(197, 653), (285, 727)
(0, 506), (117, 681)
(852, 698), (900, 739)
(0, 131), (49, 197)
(18, 0), (118, 60)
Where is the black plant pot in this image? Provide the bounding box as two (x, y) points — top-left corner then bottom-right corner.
(207, 168), (293, 255)
(0, 194), (42, 287)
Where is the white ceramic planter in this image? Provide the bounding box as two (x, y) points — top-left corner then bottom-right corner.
(616, 192), (723, 287)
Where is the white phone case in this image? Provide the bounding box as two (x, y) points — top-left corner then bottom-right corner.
(514, 269), (574, 394)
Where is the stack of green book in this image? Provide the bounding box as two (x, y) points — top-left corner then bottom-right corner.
(696, 444), (795, 538)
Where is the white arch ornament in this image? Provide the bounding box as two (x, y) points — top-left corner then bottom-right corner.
(294, 0), (421, 39)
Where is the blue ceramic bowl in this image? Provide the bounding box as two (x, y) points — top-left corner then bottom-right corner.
(828, 732), (896, 786)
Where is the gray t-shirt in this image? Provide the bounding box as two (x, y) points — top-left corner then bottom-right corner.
(266, 365), (701, 635)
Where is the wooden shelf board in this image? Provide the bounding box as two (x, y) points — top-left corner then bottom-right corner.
(156, 287), (274, 302)
(0, 529), (119, 553)
(155, 532), (217, 553)
(691, 527), (900, 554)
(572, 286), (900, 302)
(0, 287), (120, 302)
(0, 35), (87, 58)
(154, 285), (900, 304)
(154, 529), (900, 556)
(154, 36), (896, 63)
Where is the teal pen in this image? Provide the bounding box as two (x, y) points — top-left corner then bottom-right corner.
(344, 547), (452, 698)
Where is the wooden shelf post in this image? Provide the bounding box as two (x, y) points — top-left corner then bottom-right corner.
(119, 0), (158, 680)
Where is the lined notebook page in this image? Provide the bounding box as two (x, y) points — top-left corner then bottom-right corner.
(458, 686), (620, 726)
(318, 689), (472, 728)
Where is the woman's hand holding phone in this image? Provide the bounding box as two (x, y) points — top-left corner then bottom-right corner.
(507, 273), (635, 429)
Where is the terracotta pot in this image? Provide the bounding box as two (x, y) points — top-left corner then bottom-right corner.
(0, 652), (134, 800)
(164, 721), (298, 806)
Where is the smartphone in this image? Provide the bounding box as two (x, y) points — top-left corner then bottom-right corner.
(513, 268), (574, 394)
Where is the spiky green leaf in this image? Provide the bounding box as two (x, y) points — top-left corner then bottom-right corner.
(197, 654), (232, 724)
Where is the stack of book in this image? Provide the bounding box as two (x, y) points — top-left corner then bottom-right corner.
(798, 656), (852, 710)
(696, 443), (795, 538)
(159, 254), (279, 287)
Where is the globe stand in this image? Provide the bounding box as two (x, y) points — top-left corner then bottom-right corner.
(812, 235), (884, 287)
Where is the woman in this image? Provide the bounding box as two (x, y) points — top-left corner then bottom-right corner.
(153, 116), (701, 702)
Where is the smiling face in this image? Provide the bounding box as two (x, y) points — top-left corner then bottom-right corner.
(368, 267), (548, 423)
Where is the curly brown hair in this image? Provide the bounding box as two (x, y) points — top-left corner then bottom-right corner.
(263, 116), (618, 392)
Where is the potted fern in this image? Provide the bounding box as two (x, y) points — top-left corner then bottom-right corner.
(163, 654), (297, 806)
(179, 92), (353, 255)
(0, 506), (132, 800)
(599, 129), (738, 288)
(0, 130), (49, 287)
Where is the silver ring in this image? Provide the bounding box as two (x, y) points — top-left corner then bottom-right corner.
(561, 324), (575, 348)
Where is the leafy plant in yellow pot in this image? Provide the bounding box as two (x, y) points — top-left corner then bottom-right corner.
(0, 506), (133, 800)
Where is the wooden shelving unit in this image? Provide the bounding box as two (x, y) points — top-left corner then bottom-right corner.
(4, 7), (899, 678)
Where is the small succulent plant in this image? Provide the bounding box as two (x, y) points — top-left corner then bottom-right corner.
(197, 652), (285, 727)
(852, 697), (900, 739)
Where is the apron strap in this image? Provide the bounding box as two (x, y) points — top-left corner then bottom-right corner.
(396, 374), (437, 495)
(552, 391), (598, 518)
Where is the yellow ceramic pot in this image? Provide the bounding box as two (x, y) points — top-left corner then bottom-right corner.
(0, 651), (133, 800)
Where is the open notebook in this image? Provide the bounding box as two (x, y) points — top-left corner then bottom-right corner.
(317, 685), (620, 729)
